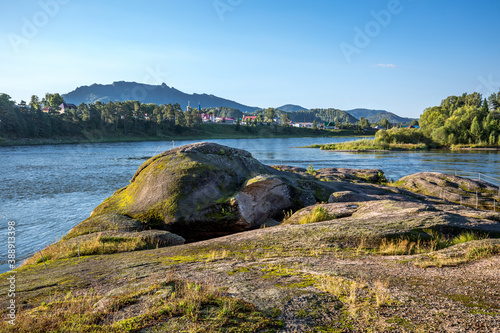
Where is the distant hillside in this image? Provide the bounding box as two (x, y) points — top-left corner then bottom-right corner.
(344, 108), (388, 120)
(367, 111), (417, 124)
(288, 109), (358, 124)
(345, 108), (416, 124)
(276, 104), (309, 112)
(62, 81), (260, 113)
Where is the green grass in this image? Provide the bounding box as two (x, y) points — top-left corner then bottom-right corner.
(450, 143), (500, 150)
(302, 138), (428, 151)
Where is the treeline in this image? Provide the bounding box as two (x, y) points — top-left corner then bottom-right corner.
(277, 108), (355, 124)
(201, 107), (244, 120)
(375, 91), (500, 147)
(202, 106), (361, 125)
(0, 93), (204, 139)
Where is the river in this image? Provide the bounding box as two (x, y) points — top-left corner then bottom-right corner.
(1, 137), (499, 273)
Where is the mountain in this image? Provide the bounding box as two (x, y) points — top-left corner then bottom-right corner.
(344, 108), (388, 120)
(288, 109), (358, 124)
(345, 108), (417, 124)
(276, 104), (309, 112)
(366, 111), (417, 124)
(62, 81), (260, 113)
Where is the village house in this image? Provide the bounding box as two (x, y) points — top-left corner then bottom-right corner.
(243, 116), (258, 124)
(291, 122), (313, 128)
(201, 113), (215, 123)
(59, 103), (77, 114)
(323, 122), (337, 129)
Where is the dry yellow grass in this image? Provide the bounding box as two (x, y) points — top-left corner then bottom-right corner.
(23, 233), (159, 266)
(299, 206), (335, 224)
(1, 277), (280, 333)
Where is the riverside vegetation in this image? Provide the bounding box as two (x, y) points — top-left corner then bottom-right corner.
(0, 93), (372, 146)
(304, 91), (500, 151)
(1, 142), (499, 332)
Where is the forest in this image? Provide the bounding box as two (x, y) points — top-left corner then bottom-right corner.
(375, 91), (500, 147)
(0, 93), (210, 140)
(2, 90), (499, 147)
(0, 94), (369, 141)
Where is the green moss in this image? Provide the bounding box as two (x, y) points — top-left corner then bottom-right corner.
(386, 317), (414, 330)
(227, 266), (251, 275)
(281, 279), (315, 289)
(470, 309), (499, 316)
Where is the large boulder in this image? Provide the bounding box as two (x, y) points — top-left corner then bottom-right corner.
(235, 175), (316, 229)
(67, 142), (334, 242)
(317, 168), (386, 183)
(396, 172), (499, 210)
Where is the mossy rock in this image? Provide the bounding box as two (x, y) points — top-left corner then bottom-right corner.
(70, 142), (338, 244)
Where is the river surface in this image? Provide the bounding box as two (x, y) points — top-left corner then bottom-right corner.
(1, 137), (499, 273)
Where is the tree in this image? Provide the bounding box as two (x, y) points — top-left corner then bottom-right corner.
(192, 108), (202, 125)
(29, 95), (41, 111)
(312, 120), (318, 130)
(488, 92), (499, 111)
(281, 113), (290, 127)
(165, 104), (175, 128)
(335, 119), (342, 129)
(380, 118), (390, 129)
(410, 120), (419, 127)
(0, 93), (14, 110)
(257, 114), (263, 125)
(358, 116), (370, 130)
(175, 109), (186, 127)
(133, 101), (141, 132)
(481, 98), (489, 114)
(470, 116), (482, 142)
(265, 108), (276, 124)
(49, 93), (65, 110)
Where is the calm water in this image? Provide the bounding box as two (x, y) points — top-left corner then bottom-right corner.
(1, 137), (499, 273)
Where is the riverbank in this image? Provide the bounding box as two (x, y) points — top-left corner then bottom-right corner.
(0, 124), (370, 147)
(302, 139), (500, 152)
(301, 139), (429, 151)
(1, 143), (499, 331)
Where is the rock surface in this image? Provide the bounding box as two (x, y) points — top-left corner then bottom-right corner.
(5, 146), (500, 332)
(318, 167), (386, 183)
(68, 142), (335, 242)
(397, 172), (499, 210)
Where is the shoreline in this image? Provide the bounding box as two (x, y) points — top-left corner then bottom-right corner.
(301, 143), (500, 152)
(0, 132), (371, 147)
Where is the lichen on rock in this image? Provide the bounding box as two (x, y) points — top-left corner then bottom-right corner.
(68, 142), (338, 246)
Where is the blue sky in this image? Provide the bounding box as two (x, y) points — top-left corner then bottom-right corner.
(1, 0), (499, 117)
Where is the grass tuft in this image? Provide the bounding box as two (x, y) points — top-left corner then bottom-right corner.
(299, 206), (335, 224)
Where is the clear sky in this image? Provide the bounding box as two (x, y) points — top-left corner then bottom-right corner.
(1, 0), (499, 117)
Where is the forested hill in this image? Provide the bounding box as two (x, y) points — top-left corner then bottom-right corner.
(366, 111), (417, 124)
(345, 108), (387, 119)
(276, 104), (309, 112)
(62, 81), (260, 113)
(287, 109), (358, 124)
(345, 108), (416, 125)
